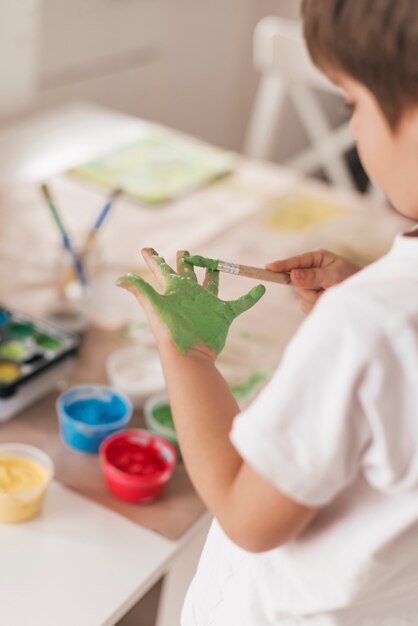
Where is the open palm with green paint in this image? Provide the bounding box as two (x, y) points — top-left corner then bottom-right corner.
(116, 248), (266, 359)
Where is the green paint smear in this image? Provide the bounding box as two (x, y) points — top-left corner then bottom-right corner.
(183, 255), (219, 271)
(0, 341), (28, 361)
(151, 403), (174, 429)
(117, 256), (266, 355)
(35, 334), (61, 351)
(230, 370), (270, 402)
(150, 372), (269, 430)
(239, 330), (256, 340)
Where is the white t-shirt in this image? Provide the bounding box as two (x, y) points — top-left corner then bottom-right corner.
(182, 232), (418, 626)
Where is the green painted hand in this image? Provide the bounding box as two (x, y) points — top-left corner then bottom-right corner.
(116, 249), (266, 356)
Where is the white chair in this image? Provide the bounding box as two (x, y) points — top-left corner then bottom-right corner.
(243, 16), (360, 192)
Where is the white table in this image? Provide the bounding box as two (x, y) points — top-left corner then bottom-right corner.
(2, 482), (211, 626)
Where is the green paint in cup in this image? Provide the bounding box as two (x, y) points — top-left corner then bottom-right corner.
(151, 403), (174, 430)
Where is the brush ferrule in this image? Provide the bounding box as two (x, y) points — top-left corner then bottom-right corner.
(218, 261), (240, 275)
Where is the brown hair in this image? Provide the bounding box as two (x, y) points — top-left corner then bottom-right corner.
(302, 0), (418, 128)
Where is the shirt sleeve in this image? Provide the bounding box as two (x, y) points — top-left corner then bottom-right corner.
(230, 291), (372, 507)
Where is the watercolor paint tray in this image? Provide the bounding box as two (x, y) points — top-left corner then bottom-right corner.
(0, 306), (79, 422)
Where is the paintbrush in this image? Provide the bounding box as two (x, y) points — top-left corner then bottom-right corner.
(184, 255), (291, 285)
(59, 189), (122, 292)
(81, 188), (122, 257)
(40, 183), (88, 287)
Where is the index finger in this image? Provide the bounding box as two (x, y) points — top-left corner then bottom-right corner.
(142, 247), (176, 289)
(176, 250), (198, 281)
(266, 250), (328, 273)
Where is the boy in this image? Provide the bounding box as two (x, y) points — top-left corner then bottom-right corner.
(117, 1), (418, 623)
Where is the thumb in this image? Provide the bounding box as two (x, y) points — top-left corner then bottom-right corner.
(116, 273), (161, 307)
(290, 268), (323, 290)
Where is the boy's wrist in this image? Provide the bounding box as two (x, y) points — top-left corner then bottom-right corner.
(157, 336), (216, 366)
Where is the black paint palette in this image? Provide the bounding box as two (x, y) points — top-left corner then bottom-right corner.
(0, 306), (79, 421)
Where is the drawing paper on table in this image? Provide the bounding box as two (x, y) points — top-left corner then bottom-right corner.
(263, 193), (345, 231)
(70, 127), (235, 205)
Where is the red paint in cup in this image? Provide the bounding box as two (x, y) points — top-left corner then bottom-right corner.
(100, 429), (176, 503)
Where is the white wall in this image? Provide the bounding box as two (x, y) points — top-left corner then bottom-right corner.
(0, 0), (311, 158)
(0, 0), (39, 117)
(35, 0), (301, 151)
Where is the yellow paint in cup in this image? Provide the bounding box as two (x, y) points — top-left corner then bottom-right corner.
(0, 444), (54, 523)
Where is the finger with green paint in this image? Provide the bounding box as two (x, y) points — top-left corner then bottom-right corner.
(116, 248), (266, 359)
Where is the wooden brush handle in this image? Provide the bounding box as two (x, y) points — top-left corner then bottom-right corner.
(238, 264), (291, 285)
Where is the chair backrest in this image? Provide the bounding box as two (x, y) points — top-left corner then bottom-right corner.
(253, 17), (339, 95)
(244, 16), (359, 192)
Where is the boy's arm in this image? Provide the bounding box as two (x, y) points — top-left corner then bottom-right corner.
(117, 248), (316, 553)
(159, 342), (317, 552)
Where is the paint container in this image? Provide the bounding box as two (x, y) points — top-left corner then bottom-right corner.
(0, 443), (54, 523)
(0, 306), (79, 423)
(100, 429), (176, 503)
(143, 393), (179, 456)
(106, 346), (165, 408)
(57, 385), (132, 454)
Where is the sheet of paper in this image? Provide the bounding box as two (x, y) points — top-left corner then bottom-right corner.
(263, 193), (346, 231)
(71, 126), (236, 205)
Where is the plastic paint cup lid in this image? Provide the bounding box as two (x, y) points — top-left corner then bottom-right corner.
(0, 443), (54, 492)
(99, 429), (177, 503)
(57, 385), (133, 431)
(101, 430), (176, 481)
(106, 346), (165, 406)
(0, 444), (54, 523)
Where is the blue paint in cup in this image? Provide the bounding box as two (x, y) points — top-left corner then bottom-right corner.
(57, 385), (132, 453)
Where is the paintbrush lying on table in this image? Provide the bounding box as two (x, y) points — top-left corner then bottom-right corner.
(183, 255), (291, 285)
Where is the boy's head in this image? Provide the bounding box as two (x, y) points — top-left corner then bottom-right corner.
(302, 0), (418, 219)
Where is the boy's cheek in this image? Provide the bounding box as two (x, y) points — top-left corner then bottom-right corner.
(353, 122), (392, 187)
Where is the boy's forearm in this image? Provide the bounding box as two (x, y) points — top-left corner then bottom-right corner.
(157, 344), (316, 552)
(158, 343), (242, 514)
